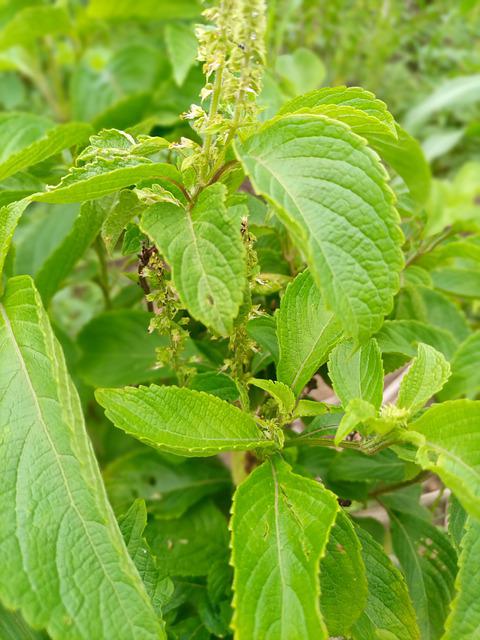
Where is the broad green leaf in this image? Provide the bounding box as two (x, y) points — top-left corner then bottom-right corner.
(329, 449), (408, 483)
(34, 199), (108, 303)
(376, 320), (458, 361)
(188, 372), (240, 402)
(236, 113), (404, 341)
(119, 500), (171, 615)
(276, 270), (342, 395)
(294, 399), (330, 417)
(0, 6), (70, 50)
(248, 378), (296, 414)
(431, 267), (480, 298)
(87, 0), (201, 20)
(96, 384), (275, 456)
(78, 309), (170, 387)
(0, 113), (52, 162)
(408, 400), (480, 520)
(275, 48), (325, 96)
(443, 517), (480, 639)
(334, 398), (377, 445)
(104, 450), (230, 518)
(0, 276), (164, 639)
(146, 500), (229, 577)
(397, 343), (451, 416)
(352, 527), (420, 640)
(389, 511), (457, 640)
(165, 22), (198, 86)
(141, 183), (247, 336)
(0, 197), (31, 278)
(279, 86), (396, 134)
(0, 122), (92, 181)
(230, 456), (339, 640)
(328, 338), (383, 409)
(320, 511), (367, 637)
(247, 314), (279, 362)
(0, 604), (47, 640)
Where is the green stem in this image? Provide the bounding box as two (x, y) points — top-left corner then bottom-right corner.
(94, 237), (112, 309)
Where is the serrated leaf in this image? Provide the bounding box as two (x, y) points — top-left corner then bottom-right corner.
(96, 384), (275, 456)
(248, 378), (295, 414)
(439, 331), (480, 400)
(0, 276), (164, 639)
(443, 517), (480, 639)
(328, 338), (383, 409)
(104, 450), (230, 518)
(0, 122), (92, 181)
(34, 199), (109, 303)
(77, 309), (171, 387)
(236, 113), (404, 341)
(0, 196), (31, 278)
(276, 270), (342, 395)
(389, 511), (457, 640)
(397, 343), (451, 416)
(230, 456), (339, 640)
(165, 22), (198, 86)
(335, 398), (377, 445)
(408, 400), (480, 520)
(352, 527), (420, 640)
(188, 372), (240, 402)
(294, 399), (330, 417)
(118, 500), (172, 615)
(146, 500), (229, 577)
(320, 510), (367, 637)
(141, 183), (247, 336)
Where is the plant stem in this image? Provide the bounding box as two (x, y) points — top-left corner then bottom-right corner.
(94, 237), (111, 309)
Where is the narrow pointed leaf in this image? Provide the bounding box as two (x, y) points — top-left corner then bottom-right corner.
(352, 528), (420, 640)
(389, 511), (457, 640)
(236, 113), (404, 341)
(0, 197), (31, 278)
(397, 343), (451, 416)
(328, 338), (383, 409)
(0, 276), (164, 639)
(96, 384), (275, 456)
(276, 270), (342, 395)
(320, 511), (368, 637)
(230, 456), (338, 640)
(408, 400), (480, 520)
(439, 331), (480, 400)
(141, 183), (247, 336)
(443, 517), (480, 639)
(248, 378), (296, 414)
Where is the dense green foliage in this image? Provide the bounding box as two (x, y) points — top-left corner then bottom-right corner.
(1, 0), (480, 638)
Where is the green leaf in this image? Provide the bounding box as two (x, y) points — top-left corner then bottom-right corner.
(279, 86), (396, 134)
(328, 338), (383, 409)
(188, 371), (240, 402)
(0, 113), (52, 161)
(352, 528), (420, 640)
(96, 384), (275, 456)
(0, 122), (92, 181)
(0, 604), (48, 640)
(443, 517), (480, 639)
(248, 378), (296, 414)
(275, 48), (325, 96)
(104, 450), (230, 518)
(142, 183), (246, 336)
(34, 199), (109, 303)
(230, 456), (339, 640)
(0, 276), (164, 639)
(376, 320), (458, 361)
(431, 267), (480, 298)
(0, 197), (31, 279)
(247, 314), (279, 362)
(165, 22), (198, 86)
(334, 398), (377, 445)
(87, 0), (201, 20)
(102, 189), (145, 254)
(0, 6), (71, 50)
(408, 400), (480, 520)
(389, 510), (457, 640)
(276, 270), (342, 395)
(397, 343), (451, 416)
(294, 399), (330, 417)
(146, 500), (229, 577)
(118, 500), (172, 615)
(320, 511), (368, 637)
(329, 449), (408, 483)
(78, 309), (171, 387)
(236, 113), (404, 341)
(448, 494), (468, 552)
